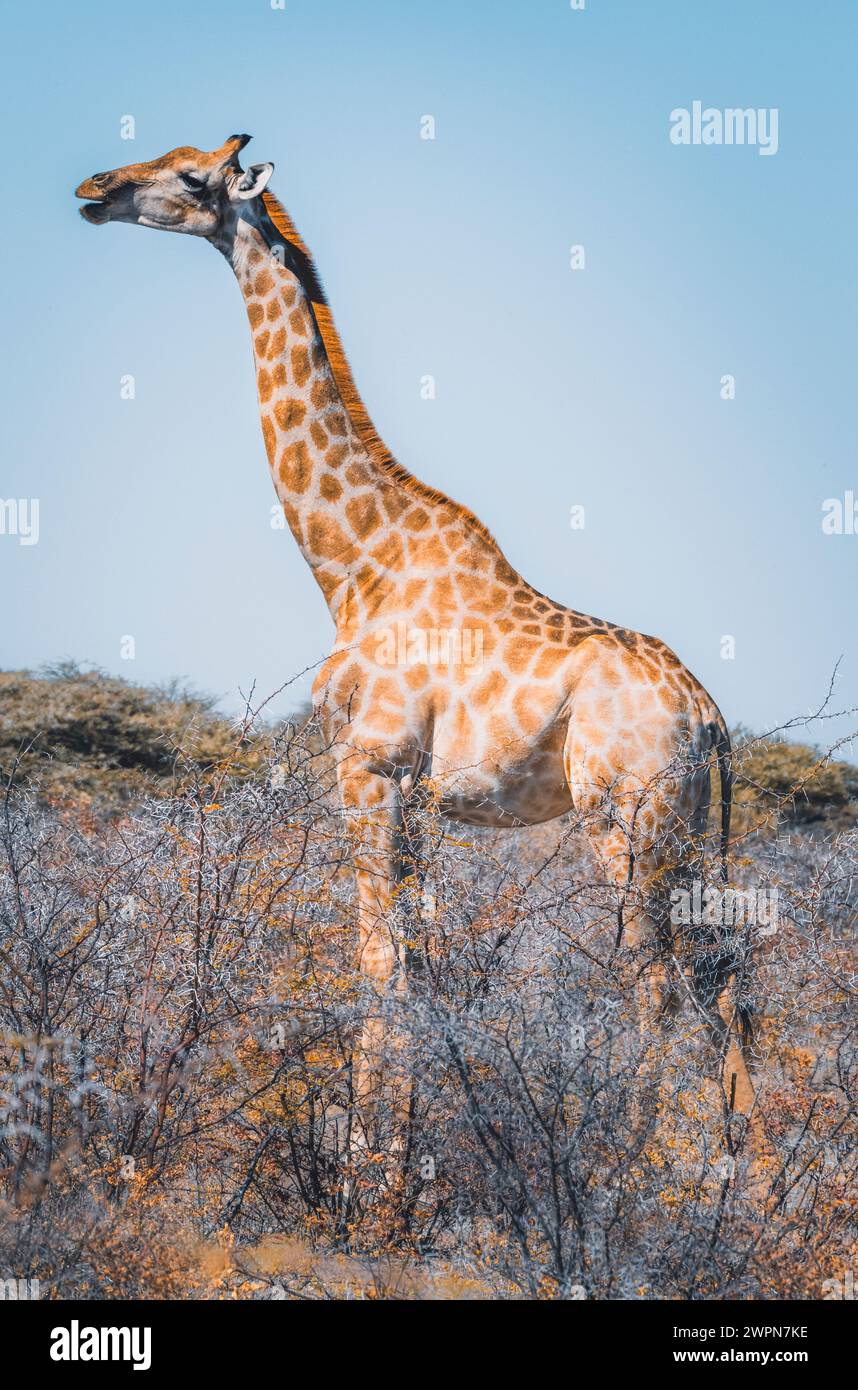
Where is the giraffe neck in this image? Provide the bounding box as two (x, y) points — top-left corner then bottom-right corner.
(219, 193), (505, 625)
(223, 209), (376, 617)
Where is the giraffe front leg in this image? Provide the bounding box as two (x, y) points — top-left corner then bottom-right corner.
(336, 759), (423, 1213)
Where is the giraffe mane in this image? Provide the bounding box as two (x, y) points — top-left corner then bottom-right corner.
(261, 190), (500, 550)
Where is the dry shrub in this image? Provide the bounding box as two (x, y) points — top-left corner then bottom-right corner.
(0, 696), (855, 1300)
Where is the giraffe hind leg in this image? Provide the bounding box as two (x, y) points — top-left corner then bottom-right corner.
(564, 712), (718, 1132)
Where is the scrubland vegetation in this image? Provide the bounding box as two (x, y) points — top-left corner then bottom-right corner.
(0, 666), (855, 1299)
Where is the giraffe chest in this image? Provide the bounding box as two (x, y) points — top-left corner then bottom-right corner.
(316, 625), (581, 826)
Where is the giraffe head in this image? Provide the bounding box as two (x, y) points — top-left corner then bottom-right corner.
(75, 134), (273, 238)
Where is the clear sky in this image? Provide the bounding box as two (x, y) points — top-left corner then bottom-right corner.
(2, 0), (856, 753)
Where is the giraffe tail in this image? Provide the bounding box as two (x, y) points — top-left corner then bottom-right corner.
(710, 715), (733, 888)
(692, 711), (750, 1039)
(696, 714), (754, 1044)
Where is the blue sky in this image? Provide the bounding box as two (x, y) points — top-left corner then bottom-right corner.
(1, 0), (856, 753)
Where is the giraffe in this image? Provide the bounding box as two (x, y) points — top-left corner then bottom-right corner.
(76, 134), (756, 1157)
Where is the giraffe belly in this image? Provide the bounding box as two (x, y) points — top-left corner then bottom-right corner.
(431, 719), (573, 828)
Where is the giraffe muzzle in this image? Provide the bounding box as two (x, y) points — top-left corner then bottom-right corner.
(78, 199), (111, 225)
(75, 173), (130, 224)
(75, 176), (110, 224)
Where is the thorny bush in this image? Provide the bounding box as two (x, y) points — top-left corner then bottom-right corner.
(0, 710), (855, 1300)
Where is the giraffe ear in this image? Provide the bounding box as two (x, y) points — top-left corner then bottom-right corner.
(234, 162), (274, 200)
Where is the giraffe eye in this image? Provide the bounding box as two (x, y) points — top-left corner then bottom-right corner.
(179, 172), (205, 193)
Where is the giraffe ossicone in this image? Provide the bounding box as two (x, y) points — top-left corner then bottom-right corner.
(76, 133), (757, 1144)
